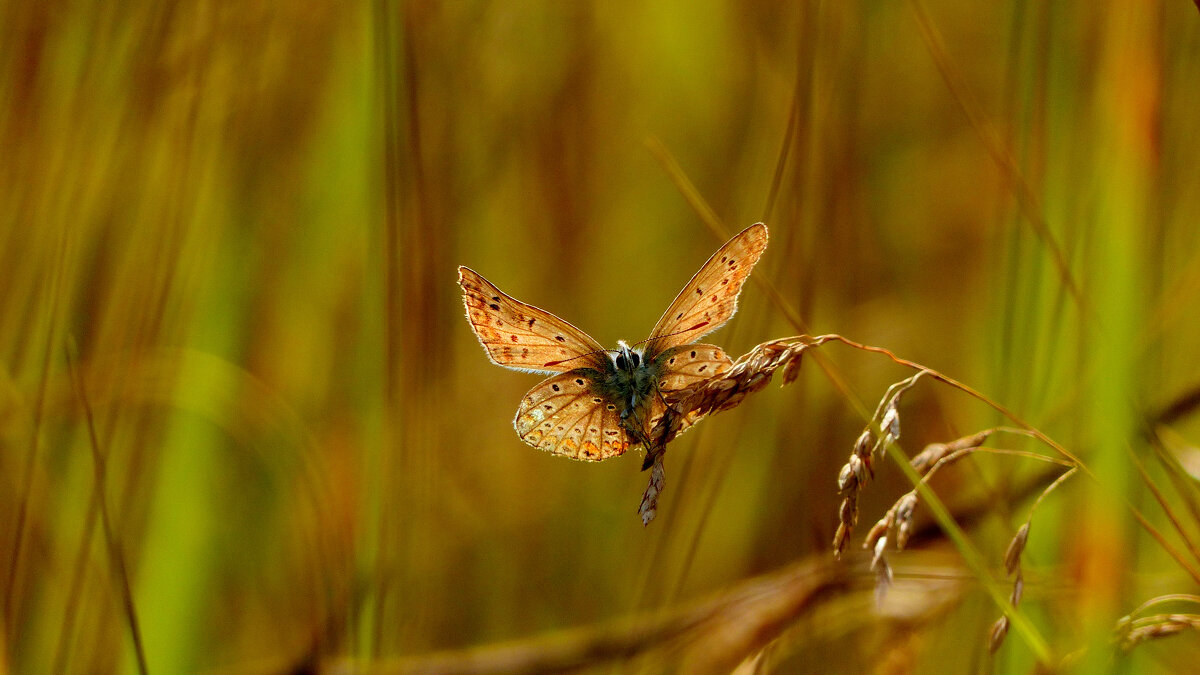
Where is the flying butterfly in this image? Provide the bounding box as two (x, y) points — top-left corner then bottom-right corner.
(458, 222), (768, 464)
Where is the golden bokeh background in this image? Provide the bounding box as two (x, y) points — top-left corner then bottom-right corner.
(3, 2), (1200, 672)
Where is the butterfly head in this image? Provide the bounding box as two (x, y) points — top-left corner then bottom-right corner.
(612, 340), (644, 374)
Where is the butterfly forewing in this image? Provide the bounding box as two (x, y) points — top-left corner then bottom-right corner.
(514, 372), (632, 461)
(459, 266), (608, 373)
(644, 223), (768, 358)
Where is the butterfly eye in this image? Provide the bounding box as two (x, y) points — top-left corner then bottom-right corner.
(630, 352), (641, 367)
(615, 354), (627, 370)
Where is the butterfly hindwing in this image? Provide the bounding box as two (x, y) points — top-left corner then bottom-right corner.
(514, 371), (632, 461)
(655, 343), (733, 393)
(459, 266), (608, 373)
(645, 223), (768, 358)
(644, 343), (733, 438)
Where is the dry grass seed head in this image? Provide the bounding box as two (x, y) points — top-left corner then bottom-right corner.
(1005, 523), (1030, 575)
(988, 617), (1010, 654)
(1117, 614), (1200, 651)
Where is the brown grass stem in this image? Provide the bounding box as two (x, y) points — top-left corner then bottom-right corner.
(1146, 430), (1200, 551)
(65, 342), (148, 674)
(907, 0), (1085, 308)
(322, 555), (853, 675)
(1129, 449), (1200, 569)
(4, 222), (70, 642)
(51, 483), (101, 675)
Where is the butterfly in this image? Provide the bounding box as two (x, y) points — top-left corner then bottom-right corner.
(458, 222), (768, 465)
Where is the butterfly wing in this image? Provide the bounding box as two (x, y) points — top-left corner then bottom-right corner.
(514, 371), (632, 461)
(459, 266), (609, 373)
(655, 344), (733, 392)
(644, 223), (768, 359)
(647, 343), (734, 436)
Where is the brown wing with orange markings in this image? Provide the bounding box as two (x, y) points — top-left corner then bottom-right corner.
(459, 266), (608, 374)
(513, 372), (632, 461)
(644, 223), (768, 359)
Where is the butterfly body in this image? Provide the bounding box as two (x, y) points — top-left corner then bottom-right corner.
(459, 223), (768, 463)
(598, 341), (657, 423)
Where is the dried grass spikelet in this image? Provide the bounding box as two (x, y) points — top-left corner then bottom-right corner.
(988, 570), (1026, 654)
(988, 615), (1010, 654)
(638, 339), (813, 524)
(652, 338), (812, 444)
(863, 431), (995, 558)
(987, 466), (1076, 653)
(872, 536), (894, 607)
(910, 430), (993, 474)
(862, 427), (1061, 655)
(638, 455), (667, 525)
(637, 334), (1080, 661)
(1004, 523), (1030, 575)
(832, 371), (929, 558)
(984, 525), (1030, 653)
(1115, 613), (1200, 651)
(847, 412), (1074, 650)
(652, 333), (1086, 658)
(1113, 595), (1200, 652)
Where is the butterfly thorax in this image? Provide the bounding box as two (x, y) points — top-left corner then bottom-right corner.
(593, 340), (661, 428)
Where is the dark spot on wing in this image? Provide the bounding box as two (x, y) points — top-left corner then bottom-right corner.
(711, 295), (718, 302)
(491, 296), (500, 301)
(695, 288), (702, 295)
(510, 335), (518, 342)
(555, 335), (566, 342)
(527, 318), (536, 327)
(543, 404), (553, 410)
(698, 365), (707, 372)
(690, 350), (697, 357)
(551, 384), (560, 391)
(488, 303), (500, 310)
(721, 278), (729, 285)
(605, 404), (616, 410)
(592, 397), (602, 403)
(575, 378), (584, 385)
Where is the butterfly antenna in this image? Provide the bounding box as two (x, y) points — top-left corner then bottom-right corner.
(628, 326), (702, 350)
(542, 348), (615, 369)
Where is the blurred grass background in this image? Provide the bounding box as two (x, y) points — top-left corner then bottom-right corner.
(2, 1), (1200, 672)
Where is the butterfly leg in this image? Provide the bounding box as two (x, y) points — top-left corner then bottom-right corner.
(637, 386), (677, 470)
(615, 403), (658, 471)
